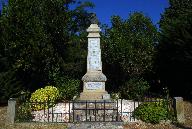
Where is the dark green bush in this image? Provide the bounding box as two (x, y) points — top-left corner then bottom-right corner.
(120, 77), (150, 100)
(0, 70), (23, 103)
(133, 102), (168, 124)
(49, 68), (80, 100)
(111, 92), (121, 100)
(16, 102), (33, 122)
(56, 77), (80, 100)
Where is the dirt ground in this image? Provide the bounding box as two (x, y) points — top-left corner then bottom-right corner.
(0, 101), (192, 129)
(0, 106), (67, 129)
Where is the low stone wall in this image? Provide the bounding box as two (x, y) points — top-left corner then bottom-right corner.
(7, 98), (184, 124)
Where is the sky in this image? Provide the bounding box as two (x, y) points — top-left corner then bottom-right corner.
(0, 0), (170, 26)
(82, 0), (170, 26)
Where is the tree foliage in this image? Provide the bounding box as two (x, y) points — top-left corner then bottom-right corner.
(102, 12), (158, 92)
(0, 0), (93, 102)
(120, 77), (150, 100)
(157, 0), (192, 99)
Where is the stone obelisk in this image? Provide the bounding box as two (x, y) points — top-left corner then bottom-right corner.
(79, 23), (110, 100)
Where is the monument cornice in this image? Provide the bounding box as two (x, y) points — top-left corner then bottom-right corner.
(82, 71), (107, 82)
(87, 24), (101, 37)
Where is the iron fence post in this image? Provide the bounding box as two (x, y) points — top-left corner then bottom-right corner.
(52, 102), (53, 122)
(104, 100), (105, 121)
(95, 100), (96, 121)
(72, 101), (74, 122)
(69, 101), (71, 122)
(116, 99), (118, 121)
(86, 101), (87, 121)
(47, 97), (49, 122)
(44, 100), (46, 122)
(121, 99), (122, 121)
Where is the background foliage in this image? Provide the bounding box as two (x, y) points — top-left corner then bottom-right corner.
(0, 0), (192, 102)
(156, 0), (192, 99)
(102, 12), (158, 95)
(120, 77), (150, 100)
(49, 68), (80, 100)
(0, 0), (93, 102)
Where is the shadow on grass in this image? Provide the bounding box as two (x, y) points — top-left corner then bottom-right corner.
(0, 100), (8, 106)
(174, 123), (192, 129)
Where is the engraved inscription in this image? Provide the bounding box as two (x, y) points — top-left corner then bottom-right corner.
(86, 82), (103, 90)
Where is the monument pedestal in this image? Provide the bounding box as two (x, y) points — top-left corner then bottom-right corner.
(79, 24), (110, 100)
(80, 91), (109, 100)
(80, 71), (110, 100)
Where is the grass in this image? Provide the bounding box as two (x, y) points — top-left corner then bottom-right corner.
(1, 123), (67, 129)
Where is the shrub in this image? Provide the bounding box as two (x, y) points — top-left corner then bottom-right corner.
(56, 77), (80, 100)
(16, 102), (32, 122)
(49, 69), (80, 100)
(120, 77), (150, 100)
(0, 70), (23, 103)
(133, 102), (168, 124)
(111, 92), (121, 100)
(30, 86), (60, 110)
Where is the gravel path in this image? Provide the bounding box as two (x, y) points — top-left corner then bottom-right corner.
(67, 122), (123, 129)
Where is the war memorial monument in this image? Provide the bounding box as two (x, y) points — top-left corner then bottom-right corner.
(79, 15), (110, 100)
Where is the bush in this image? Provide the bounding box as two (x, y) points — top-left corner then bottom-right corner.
(111, 92), (121, 100)
(49, 69), (80, 100)
(56, 77), (80, 100)
(133, 102), (168, 124)
(16, 102), (32, 122)
(120, 78), (150, 100)
(30, 86), (60, 110)
(0, 70), (23, 103)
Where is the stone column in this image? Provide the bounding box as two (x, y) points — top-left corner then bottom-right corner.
(80, 24), (110, 100)
(7, 98), (16, 124)
(173, 97), (185, 123)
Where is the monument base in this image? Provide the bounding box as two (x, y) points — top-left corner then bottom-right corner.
(79, 91), (110, 100)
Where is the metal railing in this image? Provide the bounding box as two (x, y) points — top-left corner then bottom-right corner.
(15, 98), (170, 123)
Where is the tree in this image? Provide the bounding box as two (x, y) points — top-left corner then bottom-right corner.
(0, 4), (23, 102)
(1, 0), (71, 91)
(55, 1), (94, 79)
(157, 0), (192, 99)
(102, 12), (158, 95)
(0, 0), (94, 101)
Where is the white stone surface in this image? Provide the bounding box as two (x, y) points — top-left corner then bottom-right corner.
(86, 24), (102, 73)
(32, 102), (72, 122)
(88, 38), (101, 71)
